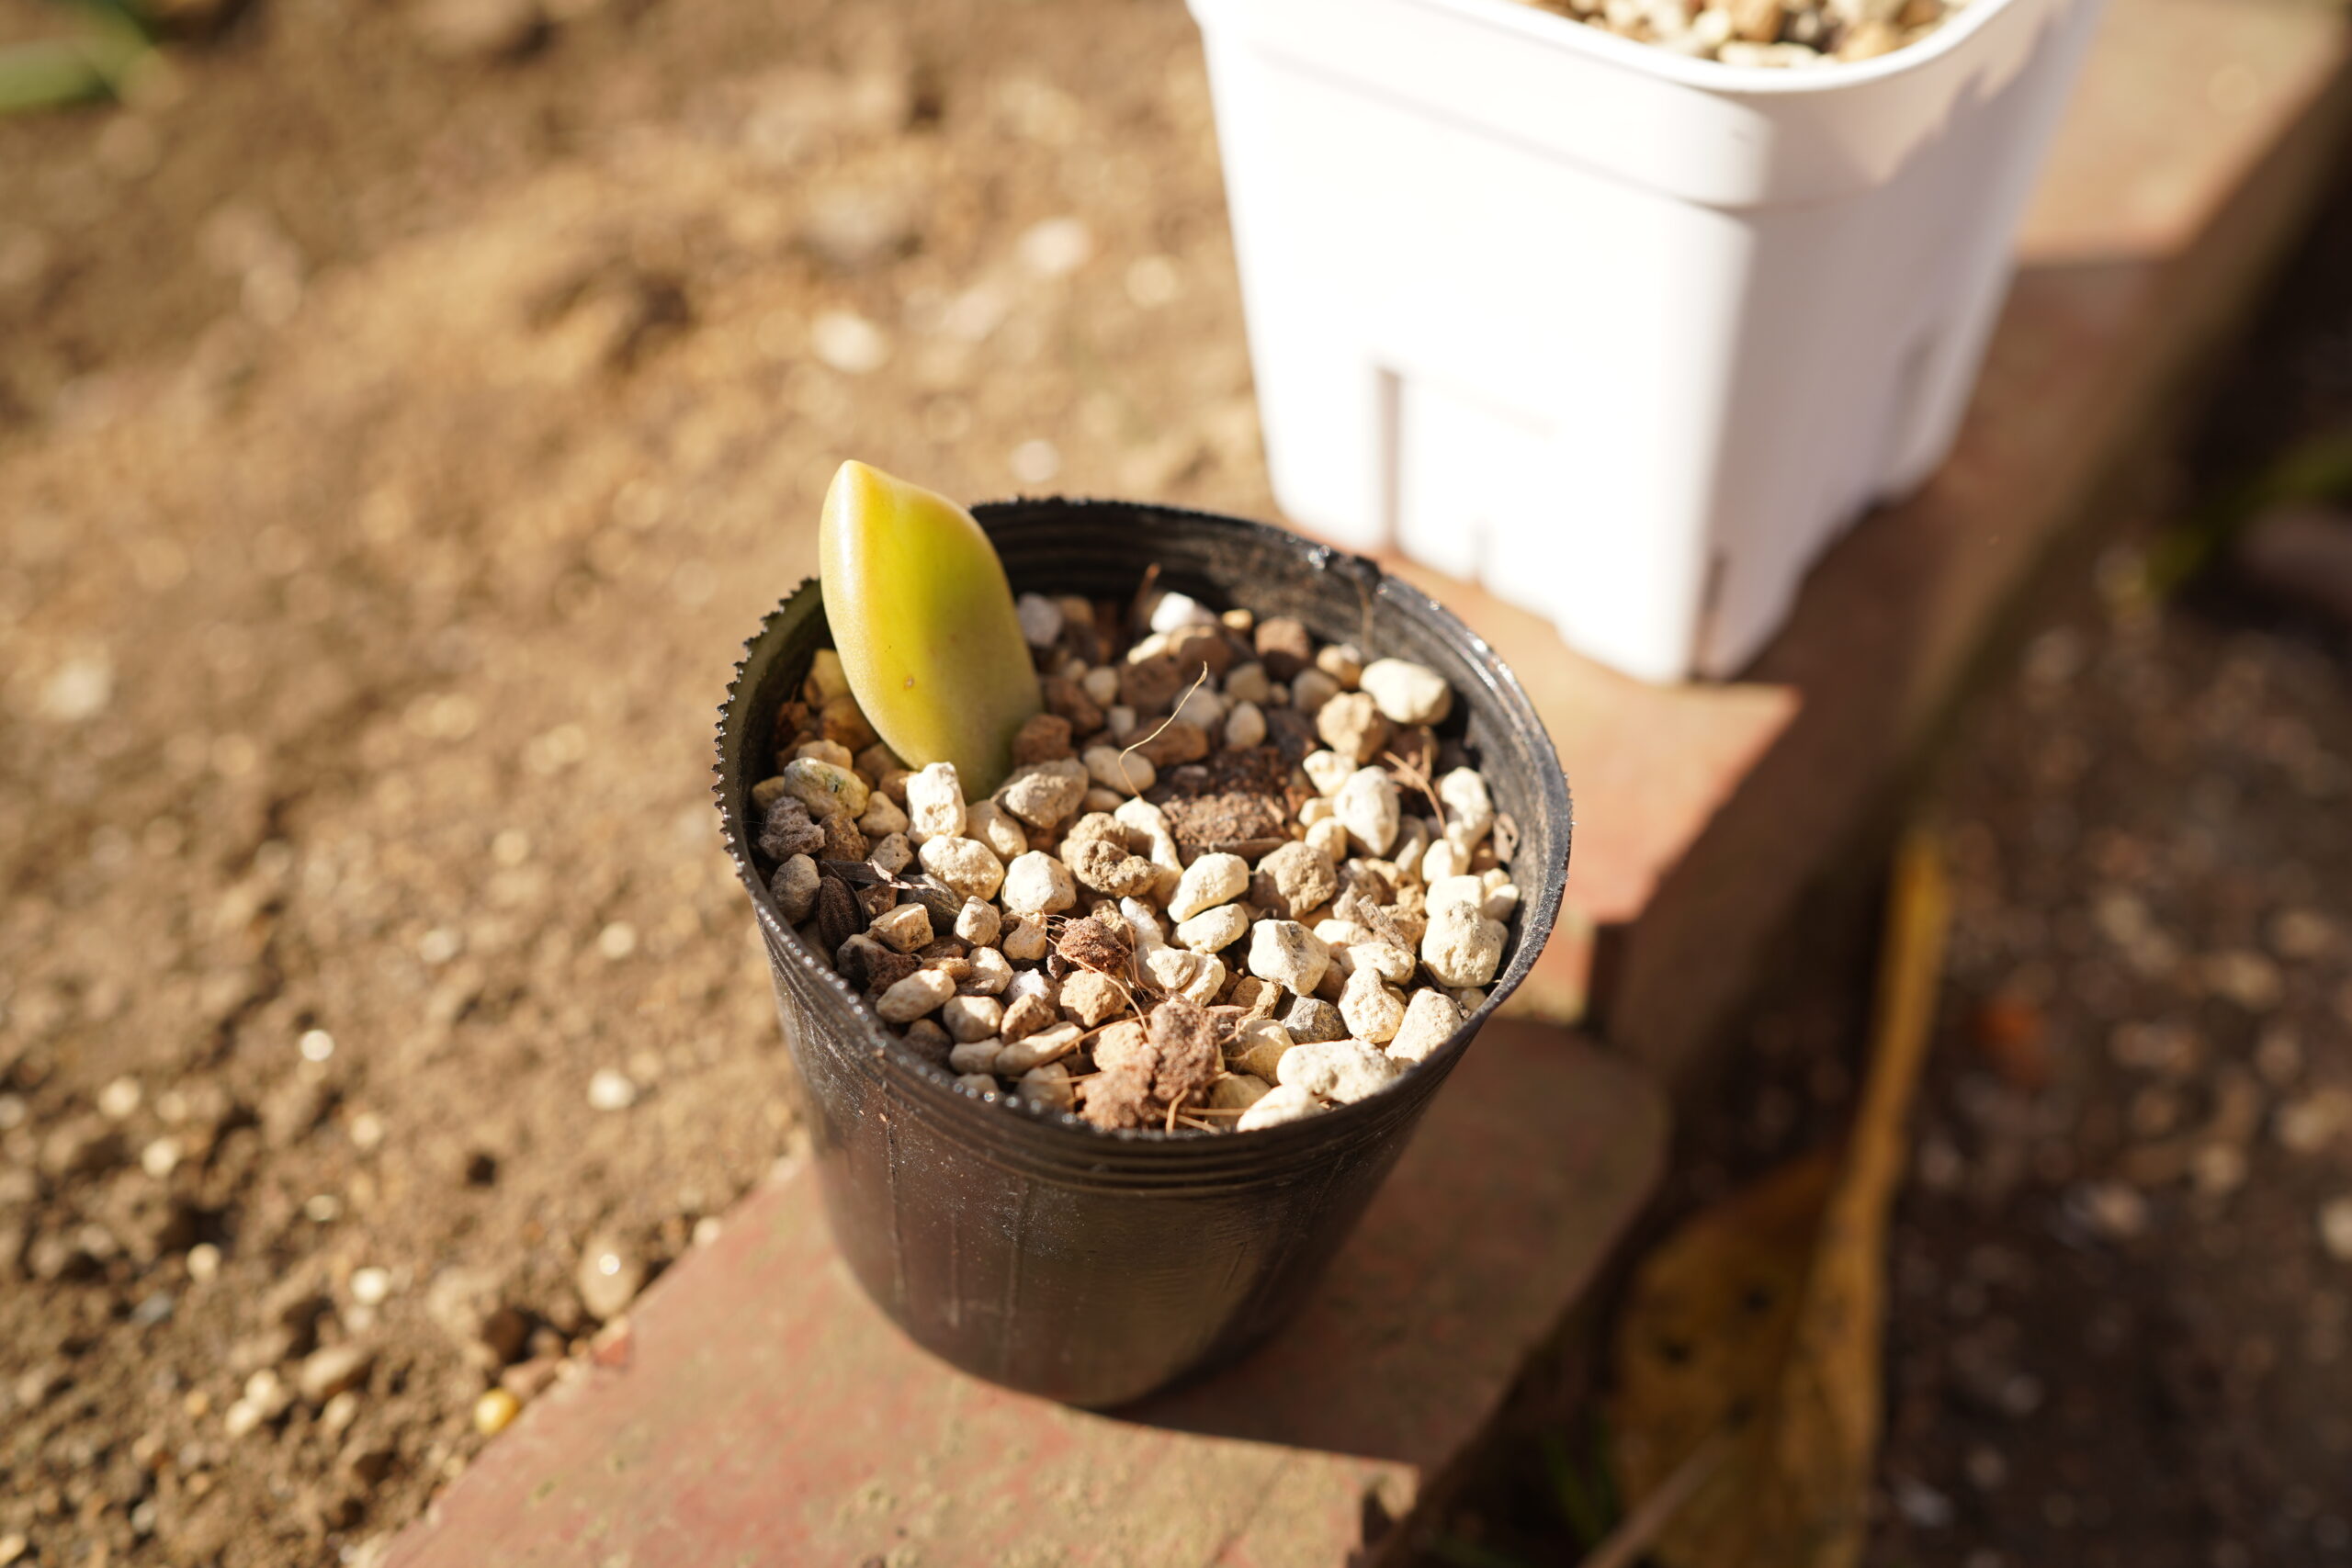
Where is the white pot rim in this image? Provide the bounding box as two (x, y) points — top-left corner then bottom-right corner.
(1351, 0), (2029, 96)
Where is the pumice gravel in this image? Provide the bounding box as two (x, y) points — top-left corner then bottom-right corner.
(753, 588), (1523, 1134)
(1510, 0), (1968, 66)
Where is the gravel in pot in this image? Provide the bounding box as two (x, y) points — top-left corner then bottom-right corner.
(716, 498), (1570, 1404)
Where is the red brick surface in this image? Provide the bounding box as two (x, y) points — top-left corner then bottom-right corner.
(387, 1022), (1666, 1567)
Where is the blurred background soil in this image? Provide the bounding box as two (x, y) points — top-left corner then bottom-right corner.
(6, 0), (2352, 1564)
(0, 0), (1273, 1561)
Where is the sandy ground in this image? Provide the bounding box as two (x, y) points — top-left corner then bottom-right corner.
(0, 0), (1275, 1560)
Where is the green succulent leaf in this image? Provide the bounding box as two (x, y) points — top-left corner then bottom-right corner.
(818, 460), (1043, 795)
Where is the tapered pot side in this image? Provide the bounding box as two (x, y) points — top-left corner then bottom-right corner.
(714, 499), (1573, 1406)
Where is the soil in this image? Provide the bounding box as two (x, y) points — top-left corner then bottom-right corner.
(0, 0), (1268, 1561)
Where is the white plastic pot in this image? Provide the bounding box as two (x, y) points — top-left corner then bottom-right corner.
(1188, 0), (2109, 680)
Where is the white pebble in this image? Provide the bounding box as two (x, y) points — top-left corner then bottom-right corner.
(1291, 668), (1342, 714)
(1119, 897), (1169, 951)
(1148, 592), (1218, 633)
(1421, 837), (1469, 884)
(1482, 883), (1521, 921)
(1437, 768), (1493, 845)
(948, 1039), (1002, 1075)
(98, 1077), (142, 1120)
(1114, 797), (1184, 896)
(1345, 941), (1416, 986)
(904, 762), (967, 843)
(1175, 904), (1250, 953)
(1237, 1083), (1324, 1131)
(1145, 944), (1209, 992)
(917, 836), (1006, 902)
(1172, 686), (1226, 732)
(997, 1023), (1082, 1074)
(587, 1069), (638, 1111)
(1340, 968), (1407, 1043)
(775, 757), (870, 819)
(1019, 1062), (1076, 1111)
(1209, 1074), (1272, 1112)
(1001, 916), (1050, 962)
(1335, 768), (1400, 857)
(1427, 874), (1486, 915)
(806, 649), (852, 702)
(965, 944), (1012, 995)
(1084, 745), (1154, 796)
(998, 758), (1089, 829)
(1001, 852), (1078, 918)
(1386, 989), (1463, 1065)
(1303, 750), (1355, 796)
(2323, 1195), (2352, 1263)
(869, 903), (933, 954)
(1359, 658), (1453, 726)
(1422, 903), (1507, 988)
(963, 800), (1029, 862)
(876, 969), (957, 1023)
(1108, 705), (1138, 739)
(867, 832), (913, 875)
(1225, 663), (1272, 705)
(1276, 1040), (1400, 1104)
(1391, 818), (1431, 879)
(1248, 919), (1330, 996)
(1224, 702), (1266, 750)
(942, 995), (1003, 1043)
(857, 793), (910, 838)
(350, 1267), (392, 1306)
(1168, 852), (1250, 922)
(1015, 593), (1065, 649)
(1230, 1018), (1297, 1080)
(955, 897), (1002, 947)
(1081, 665), (1122, 706)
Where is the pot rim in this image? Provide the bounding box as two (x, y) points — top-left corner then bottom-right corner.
(713, 498), (1573, 1150)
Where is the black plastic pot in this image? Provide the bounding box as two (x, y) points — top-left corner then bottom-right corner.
(714, 498), (1571, 1407)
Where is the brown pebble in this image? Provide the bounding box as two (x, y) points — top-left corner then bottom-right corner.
(813, 876), (861, 954)
(1001, 993), (1059, 1042)
(1254, 841), (1340, 920)
(818, 812), (869, 863)
(854, 882), (897, 923)
(1066, 838), (1160, 897)
(1057, 914), (1134, 975)
(1080, 1063), (1158, 1132)
(1133, 720), (1210, 770)
(756, 795), (825, 860)
(1729, 0), (1781, 39)
(861, 949), (923, 997)
(297, 1343), (374, 1404)
(500, 1357), (564, 1402)
(1253, 617), (1314, 681)
(1146, 996), (1222, 1110)
(1012, 712), (1076, 764)
(901, 1017), (955, 1065)
(1041, 675), (1104, 736)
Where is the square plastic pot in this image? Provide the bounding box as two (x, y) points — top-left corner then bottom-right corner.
(1189, 0), (2109, 680)
(715, 499), (1571, 1407)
